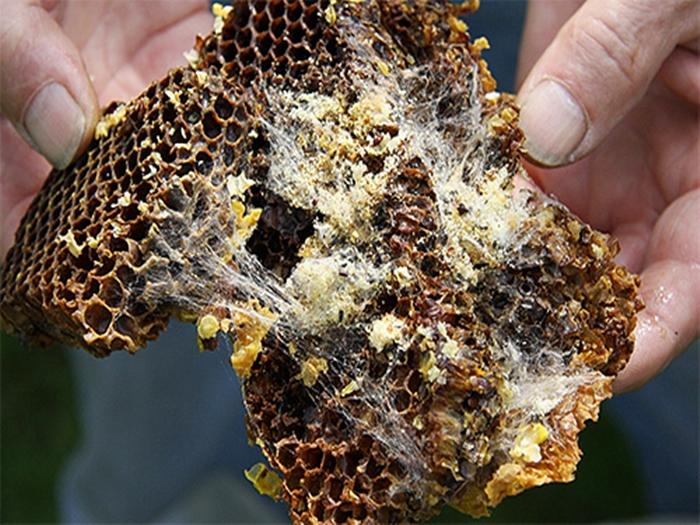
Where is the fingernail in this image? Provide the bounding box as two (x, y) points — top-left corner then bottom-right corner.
(23, 82), (85, 169)
(519, 79), (586, 166)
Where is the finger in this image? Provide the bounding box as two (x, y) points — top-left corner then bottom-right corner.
(614, 190), (700, 393)
(659, 46), (700, 106)
(612, 221), (652, 274)
(614, 261), (700, 393)
(0, 119), (50, 257)
(517, 0), (700, 166)
(0, 0), (98, 169)
(58, 0), (210, 103)
(644, 189), (700, 270)
(515, 0), (583, 89)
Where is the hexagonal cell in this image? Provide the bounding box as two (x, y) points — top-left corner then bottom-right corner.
(253, 11), (270, 32)
(84, 303), (113, 335)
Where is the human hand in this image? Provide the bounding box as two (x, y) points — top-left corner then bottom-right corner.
(0, 0), (212, 256)
(516, 0), (699, 392)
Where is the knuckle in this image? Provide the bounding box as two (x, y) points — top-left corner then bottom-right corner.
(568, 12), (639, 87)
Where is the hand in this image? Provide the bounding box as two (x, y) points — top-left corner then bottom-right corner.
(516, 0), (699, 392)
(0, 0), (212, 256)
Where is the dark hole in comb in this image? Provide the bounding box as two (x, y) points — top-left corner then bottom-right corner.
(334, 504), (353, 524)
(226, 122), (244, 142)
(305, 472), (323, 496)
(393, 389), (411, 412)
(236, 27), (253, 48)
(130, 301), (148, 317)
(127, 150), (139, 172)
(202, 112), (222, 139)
(309, 30), (323, 48)
(195, 151), (214, 176)
(241, 66), (258, 85)
(224, 61), (241, 79)
(176, 162), (194, 178)
(313, 502), (324, 522)
(254, 11), (270, 32)
(129, 221), (150, 241)
(290, 62), (307, 79)
(301, 446), (323, 468)
(288, 1), (303, 21)
(100, 277), (123, 308)
(372, 477), (391, 493)
(171, 126), (189, 145)
(59, 288), (76, 303)
(407, 371), (422, 393)
(109, 238), (129, 252)
(222, 42), (238, 62)
(303, 8), (318, 30)
(114, 158), (126, 178)
(234, 1), (251, 26)
(325, 35), (339, 56)
(288, 22), (305, 43)
(214, 96), (234, 120)
(74, 251), (94, 271)
(250, 129), (269, 153)
(366, 456), (383, 478)
(186, 108), (201, 124)
(181, 179), (194, 196)
(240, 48), (257, 67)
(115, 314), (137, 338)
(271, 17), (286, 38)
(233, 105), (247, 122)
(258, 33), (274, 56)
(274, 40), (289, 57)
(162, 103), (176, 123)
(110, 338), (126, 350)
(134, 181), (153, 201)
(121, 203), (139, 222)
(116, 264), (135, 283)
(290, 45), (311, 61)
(328, 477), (343, 501)
(270, 0), (285, 18)
(85, 303), (112, 335)
(95, 258), (115, 276)
(342, 450), (362, 476)
(277, 443), (297, 468)
(286, 466), (308, 492)
(353, 475), (370, 494)
(222, 144), (235, 166)
(162, 186), (188, 212)
(353, 506), (368, 521)
(246, 190), (315, 278)
(82, 279), (100, 300)
(138, 148), (152, 164)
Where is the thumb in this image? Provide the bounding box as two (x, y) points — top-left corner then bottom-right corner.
(0, 0), (98, 169)
(517, 0), (699, 166)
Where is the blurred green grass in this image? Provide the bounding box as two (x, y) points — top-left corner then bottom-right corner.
(1, 332), (79, 523)
(1, 329), (647, 523)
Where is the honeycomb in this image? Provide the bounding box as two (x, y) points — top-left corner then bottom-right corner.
(0, 1), (642, 523)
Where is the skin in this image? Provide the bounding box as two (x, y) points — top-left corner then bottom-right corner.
(0, 0), (211, 254)
(0, 0), (698, 392)
(516, 0), (699, 392)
